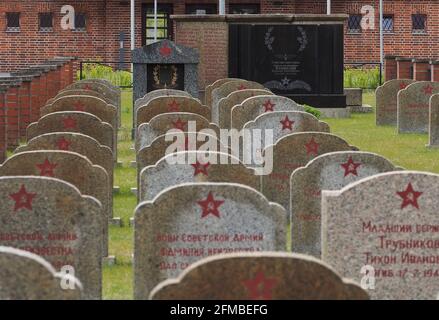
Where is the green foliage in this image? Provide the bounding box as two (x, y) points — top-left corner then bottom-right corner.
(344, 67), (381, 89)
(77, 63), (132, 87)
(303, 104), (322, 119)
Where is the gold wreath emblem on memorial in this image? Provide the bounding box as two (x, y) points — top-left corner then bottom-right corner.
(152, 65), (178, 89)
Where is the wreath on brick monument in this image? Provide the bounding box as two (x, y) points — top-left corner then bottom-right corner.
(153, 65), (178, 89)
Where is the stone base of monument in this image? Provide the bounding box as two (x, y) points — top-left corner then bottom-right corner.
(426, 144), (439, 149)
(130, 161), (136, 168)
(318, 108), (351, 119)
(103, 255), (116, 266)
(113, 186), (120, 194)
(129, 217), (134, 227)
(350, 104), (374, 113)
(110, 217), (122, 227)
(131, 187), (137, 196)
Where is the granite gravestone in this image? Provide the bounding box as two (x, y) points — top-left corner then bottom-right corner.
(0, 176), (102, 300)
(218, 89), (273, 129)
(229, 23), (346, 109)
(205, 78), (241, 109)
(375, 79), (415, 126)
(231, 95), (304, 130)
(134, 183), (286, 299)
(0, 246), (82, 300)
(261, 132), (356, 213)
(139, 151), (261, 202)
(150, 252), (369, 300)
(322, 171), (439, 300)
(290, 151), (397, 258)
(397, 81), (439, 133)
(428, 94), (439, 148)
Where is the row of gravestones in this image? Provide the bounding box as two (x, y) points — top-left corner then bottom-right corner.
(0, 78), (121, 299)
(131, 78), (439, 299)
(376, 79), (439, 147)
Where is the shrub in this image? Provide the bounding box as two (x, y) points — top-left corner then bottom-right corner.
(303, 104), (322, 119)
(344, 67), (381, 89)
(77, 63), (132, 88)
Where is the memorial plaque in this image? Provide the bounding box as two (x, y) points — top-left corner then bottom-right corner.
(146, 64), (185, 92)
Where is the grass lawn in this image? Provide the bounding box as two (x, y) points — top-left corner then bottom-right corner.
(104, 89), (439, 300)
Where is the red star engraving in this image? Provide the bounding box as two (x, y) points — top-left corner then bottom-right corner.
(238, 84), (247, 90)
(280, 115), (294, 131)
(9, 185), (36, 212)
(159, 43), (172, 57)
(191, 161), (210, 176)
(242, 271), (278, 300)
(197, 192), (224, 219)
(62, 116), (77, 129)
(305, 137), (319, 156)
(36, 158), (58, 177)
(167, 100), (180, 112)
(83, 84), (92, 91)
(423, 85), (433, 95)
(340, 156), (362, 177)
(397, 183), (422, 210)
(73, 101), (86, 112)
(172, 118), (187, 131)
(399, 82), (408, 90)
(263, 99), (275, 112)
(56, 137), (71, 151)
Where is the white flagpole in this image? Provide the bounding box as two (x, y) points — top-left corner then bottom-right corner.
(154, 0), (158, 42)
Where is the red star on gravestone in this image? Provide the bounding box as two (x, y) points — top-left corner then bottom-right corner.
(423, 84), (433, 95)
(159, 43), (172, 57)
(9, 185), (36, 212)
(36, 158), (58, 177)
(62, 116), (77, 129)
(238, 84), (247, 90)
(263, 99), (275, 112)
(191, 161), (210, 176)
(242, 271), (278, 300)
(305, 137), (319, 156)
(56, 137), (71, 151)
(73, 101), (86, 112)
(280, 115), (294, 131)
(397, 183), (423, 210)
(340, 156), (362, 177)
(168, 100), (181, 112)
(197, 192), (224, 219)
(83, 84), (92, 91)
(399, 82), (408, 90)
(172, 118), (187, 131)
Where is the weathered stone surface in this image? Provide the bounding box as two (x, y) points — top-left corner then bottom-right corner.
(211, 80), (265, 124)
(0, 176), (102, 300)
(376, 79), (415, 126)
(139, 151), (261, 202)
(135, 89), (192, 112)
(46, 89), (110, 106)
(290, 151), (397, 258)
(27, 111), (115, 159)
(136, 96), (210, 128)
(397, 81), (439, 133)
(149, 252), (369, 300)
(428, 93), (439, 147)
(134, 182), (286, 299)
(218, 89), (273, 128)
(231, 95), (304, 130)
(261, 132), (357, 213)
(322, 171), (439, 300)
(205, 78), (240, 109)
(344, 88), (363, 107)
(135, 112), (219, 151)
(0, 246), (83, 300)
(0, 150), (110, 257)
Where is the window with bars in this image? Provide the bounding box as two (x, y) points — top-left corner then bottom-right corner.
(75, 13), (87, 31)
(347, 14), (362, 33)
(6, 12), (20, 32)
(143, 4), (173, 46)
(186, 4), (217, 15)
(412, 14), (427, 34)
(382, 15), (394, 33)
(39, 13), (53, 32)
(229, 4), (260, 14)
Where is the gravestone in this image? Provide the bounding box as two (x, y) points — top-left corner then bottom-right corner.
(291, 151), (397, 258)
(136, 96), (211, 128)
(46, 89), (109, 106)
(218, 89), (273, 129)
(261, 132), (356, 213)
(211, 80), (265, 124)
(322, 171), (439, 300)
(139, 151), (261, 202)
(376, 79), (415, 126)
(135, 112), (219, 151)
(0, 150), (110, 257)
(205, 78), (241, 109)
(232, 95), (305, 130)
(134, 182), (286, 299)
(428, 94), (439, 147)
(0, 246), (82, 300)
(397, 81), (439, 133)
(0, 176), (102, 300)
(27, 111), (115, 160)
(150, 252), (368, 300)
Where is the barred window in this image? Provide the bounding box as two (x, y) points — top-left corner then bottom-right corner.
(75, 13), (86, 31)
(348, 14), (362, 33)
(412, 14), (426, 34)
(6, 12), (20, 32)
(382, 15), (394, 33)
(229, 4), (260, 14)
(39, 13), (53, 32)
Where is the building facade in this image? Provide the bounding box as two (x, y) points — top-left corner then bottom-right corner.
(0, 0), (438, 72)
